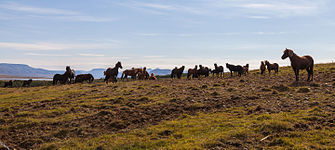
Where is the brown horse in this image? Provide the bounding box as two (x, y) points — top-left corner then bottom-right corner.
(281, 48), (314, 81)
(149, 73), (157, 80)
(4, 80), (13, 87)
(264, 60), (279, 75)
(197, 65), (210, 78)
(53, 66), (74, 85)
(22, 79), (32, 87)
(121, 68), (138, 80)
(171, 66), (185, 79)
(138, 67), (149, 80)
(260, 61), (266, 75)
(187, 65), (198, 79)
(212, 63), (224, 78)
(243, 64), (249, 75)
(226, 63), (243, 77)
(104, 61), (122, 83)
(75, 74), (94, 83)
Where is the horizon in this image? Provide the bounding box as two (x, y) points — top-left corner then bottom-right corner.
(1, 0), (335, 70)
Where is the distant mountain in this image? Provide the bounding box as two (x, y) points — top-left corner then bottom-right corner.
(0, 63), (61, 78)
(0, 63), (172, 79)
(148, 68), (171, 76)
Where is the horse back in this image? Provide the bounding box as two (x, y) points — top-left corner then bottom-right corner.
(302, 55), (314, 67)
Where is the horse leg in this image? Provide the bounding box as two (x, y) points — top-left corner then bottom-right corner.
(306, 68), (311, 81)
(310, 66), (314, 81)
(294, 69), (299, 81)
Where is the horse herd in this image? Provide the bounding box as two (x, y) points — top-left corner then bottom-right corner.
(2, 48), (314, 87)
(102, 48), (314, 83)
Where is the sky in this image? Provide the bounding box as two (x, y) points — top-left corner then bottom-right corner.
(0, 0), (335, 71)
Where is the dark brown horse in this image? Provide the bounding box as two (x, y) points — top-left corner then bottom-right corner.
(22, 79), (32, 87)
(197, 65), (210, 78)
(243, 64), (249, 75)
(138, 67), (149, 80)
(281, 48), (314, 81)
(212, 63), (224, 78)
(264, 60), (279, 75)
(53, 66), (74, 85)
(104, 61), (122, 83)
(187, 65), (198, 79)
(75, 74), (94, 83)
(260, 61), (266, 75)
(226, 63), (243, 77)
(171, 66), (185, 79)
(4, 80), (13, 87)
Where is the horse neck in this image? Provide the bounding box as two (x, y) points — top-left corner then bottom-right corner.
(289, 52), (300, 63)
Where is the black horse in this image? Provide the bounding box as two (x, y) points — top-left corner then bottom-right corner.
(22, 79), (32, 87)
(53, 66), (75, 85)
(75, 74), (94, 83)
(171, 66), (185, 79)
(4, 80), (13, 87)
(212, 63), (224, 78)
(197, 65), (210, 77)
(104, 61), (122, 83)
(226, 63), (243, 77)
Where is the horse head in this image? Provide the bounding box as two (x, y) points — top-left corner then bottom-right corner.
(116, 61), (122, 69)
(66, 66), (71, 72)
(282, 48), (294, 59)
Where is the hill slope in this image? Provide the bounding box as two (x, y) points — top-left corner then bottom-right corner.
(0, 63), (334, 149)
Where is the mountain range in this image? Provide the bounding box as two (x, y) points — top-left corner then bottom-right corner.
(0, 63), (171, 79)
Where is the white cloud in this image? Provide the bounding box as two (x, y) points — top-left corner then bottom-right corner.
(0, 2), (114, 22)
(0, 2), (78, 15)
(137, 33), (160, 36)
(25, 53), (70, 57)
(78, 53), (105, 57)
(117, 1), (206, 15)
(0, 42), (117, 51)
(236, 1), (322, 17)
(247, 16), (270, 19)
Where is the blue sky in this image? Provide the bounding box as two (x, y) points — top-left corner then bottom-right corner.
(0, 0), (334, 70)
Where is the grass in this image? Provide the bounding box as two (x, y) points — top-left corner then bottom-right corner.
(0, 63), (335, 149)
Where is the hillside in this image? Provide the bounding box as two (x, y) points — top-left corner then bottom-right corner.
(0, 63), (171, 79)
(0, 63), (334, 149)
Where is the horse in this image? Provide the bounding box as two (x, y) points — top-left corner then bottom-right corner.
(63, 66), (75, 83)
(149, 73), (157, 80)
(22, 79), (32, 87)
(171, 66), (185, 79)
(187, 65), (198, 79)
(281, 48), (314, 81)
(260, 61), (266, 75)
(264, 60), (279, 75)
(197, 65), (210, 78)
(4, 80), (13, 87)
(226, 63), (243, 77)
(138, 67), (149, 80)
(212, 63), (224, 78)
(53, 66), (75, 85)
(75, 74), (94, 83)
(104, 61), (122, 83)
(121, 68), (138, 80)
(53, 74), (69, 85)
(243, 64), (249, 75)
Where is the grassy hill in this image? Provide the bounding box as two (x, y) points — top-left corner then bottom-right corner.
(0, 63), (335, 149)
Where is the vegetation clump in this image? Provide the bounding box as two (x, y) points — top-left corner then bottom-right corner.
(272, 84), (290, 92)
(297, 88), (310, 93)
